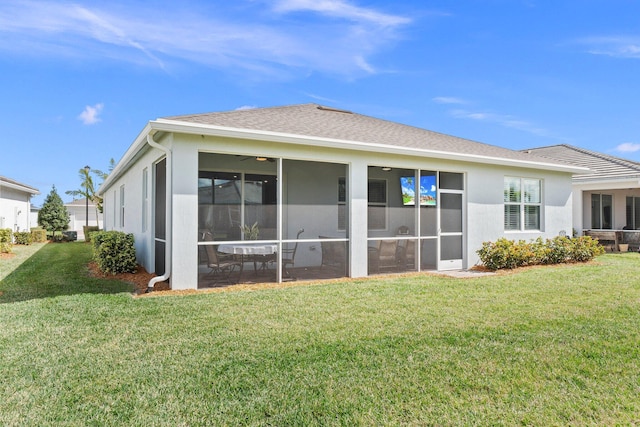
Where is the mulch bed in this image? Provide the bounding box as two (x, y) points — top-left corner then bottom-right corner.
(87, 262), (170, 294)
(0, 252), (16, 260)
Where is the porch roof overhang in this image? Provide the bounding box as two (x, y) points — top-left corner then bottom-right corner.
(98, 119), (587, 196)
(572, 175), (640, 191)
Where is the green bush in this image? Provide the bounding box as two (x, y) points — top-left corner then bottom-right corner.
(83, 225), (100, 242)
(31, 228), (47, 243)
(91, 231), (137, 275)
(0, 228), (12, 253)
(477, 236), (604, 271)
(571, 235), (605, 261)
(13, 231), (33, 245)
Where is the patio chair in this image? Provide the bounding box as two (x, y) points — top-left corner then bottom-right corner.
(282, 228), (304, 280)
(397, 240), (416, 271)
(202, 232), (242, 284)
(376, 240), (399, 272)
(320, 236), (347, 274)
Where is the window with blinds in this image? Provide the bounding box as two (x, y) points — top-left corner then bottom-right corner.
(338, 178), (387, 230)
(504, 177), (541, 231)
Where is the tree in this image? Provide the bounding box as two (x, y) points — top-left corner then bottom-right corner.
(65, 159), (113, 222)
(38, 185), (70, 237)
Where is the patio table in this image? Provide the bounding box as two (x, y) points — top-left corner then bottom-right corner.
(218, 243), (277, 282)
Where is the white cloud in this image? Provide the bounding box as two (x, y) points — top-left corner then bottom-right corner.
(78, 103), (104, 125)
(235, 105), (257, 111)
(354, 55), (375, 73)
(302, 92), (340, 104)
(0, 0), (415, 78)
(432, 96), (467, 105)
(272, 0), (411, 27)
(615, 142), (640, 152)
(578, 36), (640, 59)
(450, 109), (550, 137)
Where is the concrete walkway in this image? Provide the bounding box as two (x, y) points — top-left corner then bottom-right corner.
(435, 269), (496, 278)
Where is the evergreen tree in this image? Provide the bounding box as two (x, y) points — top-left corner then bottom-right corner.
(38, 185), (70, 236)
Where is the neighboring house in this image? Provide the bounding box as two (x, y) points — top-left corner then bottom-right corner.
(0, 176), (39, 232)
(524, 144), (640, 234)
(30, 205), (40, 229)
(65, 198), (103, 240)
(98, 104), (584, 291)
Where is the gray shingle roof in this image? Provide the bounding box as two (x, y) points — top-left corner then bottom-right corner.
(523, 144), (640, 182)
(162, 104), (569, 166)
(0, 175), (39, 194)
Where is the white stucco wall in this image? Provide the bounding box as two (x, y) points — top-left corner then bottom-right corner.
(101, 130), (575, 290)
(465, 163), (573, 266)
(0, 186), (33, 231)
(102, 144), (164, 275)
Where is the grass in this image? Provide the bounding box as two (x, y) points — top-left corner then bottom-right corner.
(1, 243), (639, 425)
(0, 242), (47, 282)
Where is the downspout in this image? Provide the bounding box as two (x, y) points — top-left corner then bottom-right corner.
(146, 133), (172, 292)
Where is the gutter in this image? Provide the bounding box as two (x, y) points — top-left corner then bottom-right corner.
(146, 133), (172, 292)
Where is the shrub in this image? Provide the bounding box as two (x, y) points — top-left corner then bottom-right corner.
(31, 228), (47, 243)
(569, 235), (605, 262)
(0, 228), (12, 253)
(91, 231), (137, 275)
(13, 231), (33, 245)
(83, 226), (100, 242)
(477, 236), (604, 271)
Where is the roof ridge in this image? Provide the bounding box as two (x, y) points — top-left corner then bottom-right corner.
(562, 144), (640, 171)
(525, 143), (640, 169)
(161, 103), (321, 121)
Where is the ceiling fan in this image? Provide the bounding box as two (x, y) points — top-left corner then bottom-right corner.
(238, 156), (275, 162)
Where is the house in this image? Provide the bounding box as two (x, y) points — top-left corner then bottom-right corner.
(524, 144), (640, 249)
(524, 144), (640, 233)
(65, 198), (104, 240)
(0, 175), (39, 232)
(98, 104), (585, 291)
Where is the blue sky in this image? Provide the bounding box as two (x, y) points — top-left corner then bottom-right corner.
(1, 0), (639, 206)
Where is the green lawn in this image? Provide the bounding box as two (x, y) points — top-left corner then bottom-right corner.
(1, 243), (639, 425)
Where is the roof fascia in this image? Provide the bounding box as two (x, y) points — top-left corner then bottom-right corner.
(97, 123), (154, 196)
(573, 176), (640, 189)
(0, 179), (40, 195)
(153, 119), (588, 174)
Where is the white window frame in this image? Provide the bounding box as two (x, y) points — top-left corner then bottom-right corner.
(112, 190), (117, 229)
(504, 177), (542, 232)
(591, 193), (613, 230)
(142, 168), (148, 232)
(119, 185), (125, 228)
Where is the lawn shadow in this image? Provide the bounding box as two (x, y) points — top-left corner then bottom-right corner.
(0, 242), (134, 304)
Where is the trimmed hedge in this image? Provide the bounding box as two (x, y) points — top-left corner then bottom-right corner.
(477, 236), (604, 271)
(91, 231), (137, 275)
(31, 228), (47, 243)
(0, 228), (12, 253)
(13, 231), (33, 245)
